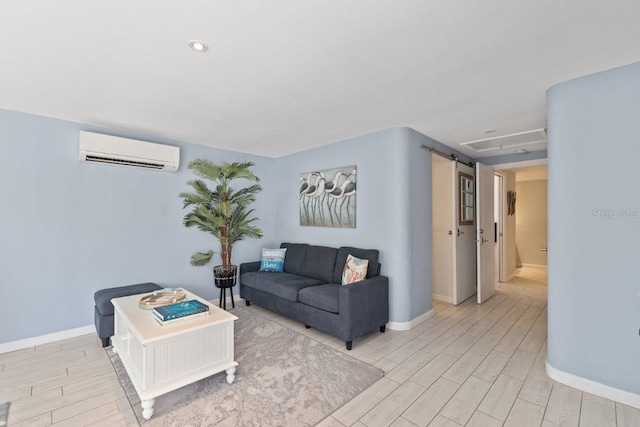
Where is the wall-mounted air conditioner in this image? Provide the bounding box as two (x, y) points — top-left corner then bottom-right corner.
(79, 131), (180, 172)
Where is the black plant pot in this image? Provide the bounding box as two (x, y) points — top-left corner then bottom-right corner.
(213, 264), (237, 288)
(213, 265), (237, 310)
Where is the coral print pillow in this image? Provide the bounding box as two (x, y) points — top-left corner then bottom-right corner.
(342, 254), (369, 285)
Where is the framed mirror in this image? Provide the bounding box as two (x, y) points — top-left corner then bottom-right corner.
(459, 172), (474, 225)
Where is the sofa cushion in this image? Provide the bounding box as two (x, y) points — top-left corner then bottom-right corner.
(280, 243), (309, 275)
(332, 247), (380, 284)
(301, 245), (338, 283)
(94, 283), (162, 316)
(298, 283), (340, 314)
(241, 271), (324, 302)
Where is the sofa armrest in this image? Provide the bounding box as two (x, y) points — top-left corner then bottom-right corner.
(338, 275), (389, 332)
(240, 261), (261, 275)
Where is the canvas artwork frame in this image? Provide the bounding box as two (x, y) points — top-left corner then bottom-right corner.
(300, 165), (356, 228)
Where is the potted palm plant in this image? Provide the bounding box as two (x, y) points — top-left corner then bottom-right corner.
(180, 159), (263, 296)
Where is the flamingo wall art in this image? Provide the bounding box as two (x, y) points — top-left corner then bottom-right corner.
(299, 165), (356, 228)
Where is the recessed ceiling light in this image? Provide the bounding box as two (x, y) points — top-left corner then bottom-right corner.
(484, 129), (496, 133)
(189, 40), (208, 52)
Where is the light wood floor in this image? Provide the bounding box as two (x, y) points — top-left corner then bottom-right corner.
(301, 267), (639, 427)
(2, 267), (639, 426)
(0, 333), (137, 426)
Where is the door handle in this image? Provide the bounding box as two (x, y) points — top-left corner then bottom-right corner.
(540, 247), (548, 252)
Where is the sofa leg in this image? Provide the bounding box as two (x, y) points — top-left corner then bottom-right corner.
(346, 341), (352, 351)
(245, 300), (251, 306)
(305, 324), (311, 329)
(380, 325), (386, 333)
(101, 337), (110, 348)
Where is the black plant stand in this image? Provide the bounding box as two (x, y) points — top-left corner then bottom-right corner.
(214, 265), (238, 311)
(218, 284), (235, 310)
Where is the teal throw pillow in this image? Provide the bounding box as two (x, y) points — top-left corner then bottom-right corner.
(259, 248), (287, 272)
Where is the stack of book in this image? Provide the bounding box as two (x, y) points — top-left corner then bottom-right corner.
(152, 300), (210, 326)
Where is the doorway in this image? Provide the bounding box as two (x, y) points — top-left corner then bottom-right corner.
(431, 156), (477, 305)
(494, 174), (504, 282)
(493, 160), (548, 293)
(432, 156), (455, 304)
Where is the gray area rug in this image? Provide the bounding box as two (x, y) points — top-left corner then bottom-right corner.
(107, 307), (382, 426)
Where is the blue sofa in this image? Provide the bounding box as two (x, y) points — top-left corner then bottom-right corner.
(240, 243), (389, 350)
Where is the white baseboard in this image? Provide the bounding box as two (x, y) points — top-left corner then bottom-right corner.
(1, 295), (245, 355)
(520, 263), (547, 269)
(546, 361), (640, 409)
(504, 273), (517, 282)
(433, 294), (453, 304)
(388, 309), (434, 331)
(0, 325), (96, 354)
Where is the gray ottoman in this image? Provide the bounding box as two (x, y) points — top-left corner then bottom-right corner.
(94, 283), (162, 347)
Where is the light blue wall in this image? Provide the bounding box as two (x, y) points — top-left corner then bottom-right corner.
(404, 129), (435, 321)
(273, 127), (472, 323)
(273, 128), (411, 322)
(0, 107), (472, 341)
(0, 109), (277, 344)
(547, 62), (640, 394)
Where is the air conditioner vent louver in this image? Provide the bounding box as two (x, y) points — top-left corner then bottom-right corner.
(79, 131), (180, 172)
(85, 155), (164, 169)
(460, 129), (547, 153)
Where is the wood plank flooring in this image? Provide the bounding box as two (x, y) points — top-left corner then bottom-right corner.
(306, 268), (640, 427)
(2, 267), (639, 426)
(0, 334), (137, 426)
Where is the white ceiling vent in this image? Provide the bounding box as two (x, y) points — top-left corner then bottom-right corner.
(79, 131), (180, 172)
(460, 129), (547, 153)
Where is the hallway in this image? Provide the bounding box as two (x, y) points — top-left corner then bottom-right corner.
(496, 267), (547, 301)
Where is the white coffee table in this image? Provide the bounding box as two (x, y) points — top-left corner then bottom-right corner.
(111, 290), (237, 420)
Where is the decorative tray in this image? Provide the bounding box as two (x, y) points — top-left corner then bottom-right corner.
(139, 288), (186, 309)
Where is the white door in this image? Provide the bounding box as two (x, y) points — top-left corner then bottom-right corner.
(455, 163), (477, 304)
(432, 157), (456, 304)
(476, 162), (495, 303)
(494, 174), (504, 282)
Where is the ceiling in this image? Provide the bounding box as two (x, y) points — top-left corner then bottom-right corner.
(1, 1), (639, 159)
